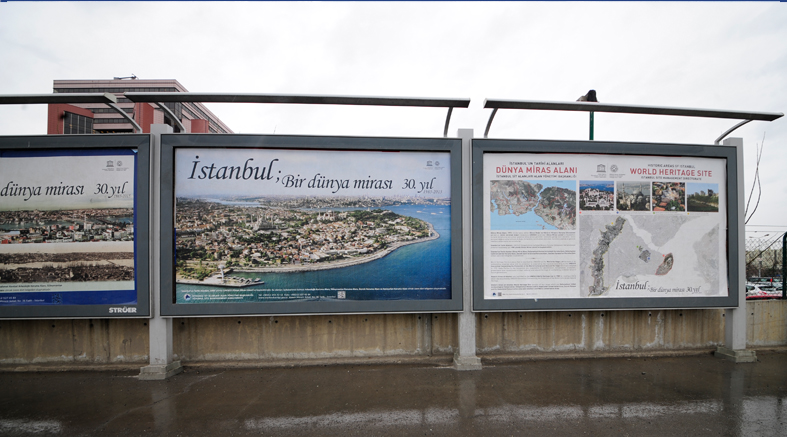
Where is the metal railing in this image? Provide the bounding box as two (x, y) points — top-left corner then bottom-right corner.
(482, 98), (784, 143)
(0, 92), (143, 133)
(4, 93), (780, 142)
(1, 93), (471, 137)
(124, 93), (471, 137)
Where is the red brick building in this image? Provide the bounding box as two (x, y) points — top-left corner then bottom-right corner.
(48, 78), (232, 134)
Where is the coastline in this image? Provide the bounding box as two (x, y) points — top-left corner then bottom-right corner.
(176, 223), (440, 283)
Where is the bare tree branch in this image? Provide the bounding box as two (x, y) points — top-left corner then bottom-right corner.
(745, 133), (766, 224)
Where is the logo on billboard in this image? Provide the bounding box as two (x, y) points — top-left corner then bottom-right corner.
(426, 160), (444, 171)
(597, 164), (606, 172)
(103, 158), (129, 172)
(109, 307), (137, 314)
(610, 164), (618, 173)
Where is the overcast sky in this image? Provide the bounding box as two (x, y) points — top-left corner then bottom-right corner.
(0, 2), (784, 240)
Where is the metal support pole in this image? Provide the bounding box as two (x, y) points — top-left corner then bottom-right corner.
(443, 107), (454, 138)
(154, 103), (186, 133)
(106, 102), (143, 133)
(715, 120), (752, 145)
(139, 124), (182, 380)
(454, 128), (481, 371)
(716, 137), (756, 363)
(782, 232), (786, 300)
(589, 111), (595, 140)
(483, 108), (498, 138)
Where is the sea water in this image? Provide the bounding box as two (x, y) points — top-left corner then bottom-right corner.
(176, 204), (452, 302)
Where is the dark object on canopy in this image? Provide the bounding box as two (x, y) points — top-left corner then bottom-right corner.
(577, 90), (598, 102)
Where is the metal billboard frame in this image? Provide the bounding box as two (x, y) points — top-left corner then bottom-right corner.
(472, 138), (740, 311)
(0, 134), (151, 319)
(159, 134), (463, 316)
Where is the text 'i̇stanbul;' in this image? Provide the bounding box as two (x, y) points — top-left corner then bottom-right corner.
(188, 157), (279, 180)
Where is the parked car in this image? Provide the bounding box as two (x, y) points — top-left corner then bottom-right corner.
(746, 282), (783, 300)
(748, 277), (781, 285)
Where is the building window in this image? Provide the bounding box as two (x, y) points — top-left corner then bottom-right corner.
(91, 107), (133, 114)
(53, 87), (178, 94)
(93, 118), (128, 124)
(63, 112), (94, 134)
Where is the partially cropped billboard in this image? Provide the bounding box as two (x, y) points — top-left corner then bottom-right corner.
(160, 134), (463, 316)
(0, 135), (150, 318)
(473, 139), (740, 311)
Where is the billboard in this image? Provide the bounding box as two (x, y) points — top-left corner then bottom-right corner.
(473, 139), (740, 311)
(160, 134), (462, 316)
(0, 135), (150, 318)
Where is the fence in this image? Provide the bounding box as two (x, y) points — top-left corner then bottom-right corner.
(745, 232), (785, 282)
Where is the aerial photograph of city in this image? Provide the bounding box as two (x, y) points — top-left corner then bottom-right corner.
(1, 150), (138, 290)
(175, 196), (444, 285)
(173, 147), (454, 302)
(651, 182), (686, 212)
(0, 208), (135, 284)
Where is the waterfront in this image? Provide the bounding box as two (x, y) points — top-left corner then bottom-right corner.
(176, 204), (452, 303)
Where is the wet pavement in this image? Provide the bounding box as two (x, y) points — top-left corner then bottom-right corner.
(1, 352), (786, 436)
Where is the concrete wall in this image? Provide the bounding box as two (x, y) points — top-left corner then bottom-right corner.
(747, 299), (787, 346)
(172, 314), (456, 362)
(476, 309), (724, 355)
(0, 301), (784, 366)
(0, 319), (148, 365)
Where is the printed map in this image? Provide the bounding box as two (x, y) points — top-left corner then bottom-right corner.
(578, 214), (720, 297)
(490, 180), (576, 230)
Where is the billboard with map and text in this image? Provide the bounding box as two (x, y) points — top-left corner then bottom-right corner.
(473, 139), (740, 311)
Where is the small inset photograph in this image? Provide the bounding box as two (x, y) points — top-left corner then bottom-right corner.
(651, 182), (686, 212)
(616, 182), (651, 211)
(687, 183), (719, 212)
(579, 181), (614, 211)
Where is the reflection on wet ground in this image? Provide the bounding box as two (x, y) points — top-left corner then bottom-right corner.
(1, 352), (786, 436)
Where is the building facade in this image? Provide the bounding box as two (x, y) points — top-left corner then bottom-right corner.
(48, 78), (233, 134)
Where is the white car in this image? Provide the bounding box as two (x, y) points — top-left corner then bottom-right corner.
(746, 283), (782, 300)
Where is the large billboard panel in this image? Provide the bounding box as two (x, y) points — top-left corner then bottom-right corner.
(0, 135), (150, 318)
(473, 139), (740, 311)
(161, 134), (462, 316)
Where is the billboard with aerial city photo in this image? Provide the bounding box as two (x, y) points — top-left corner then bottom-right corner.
(0, 135), (150, 319)
(160, 134), (463, 316)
